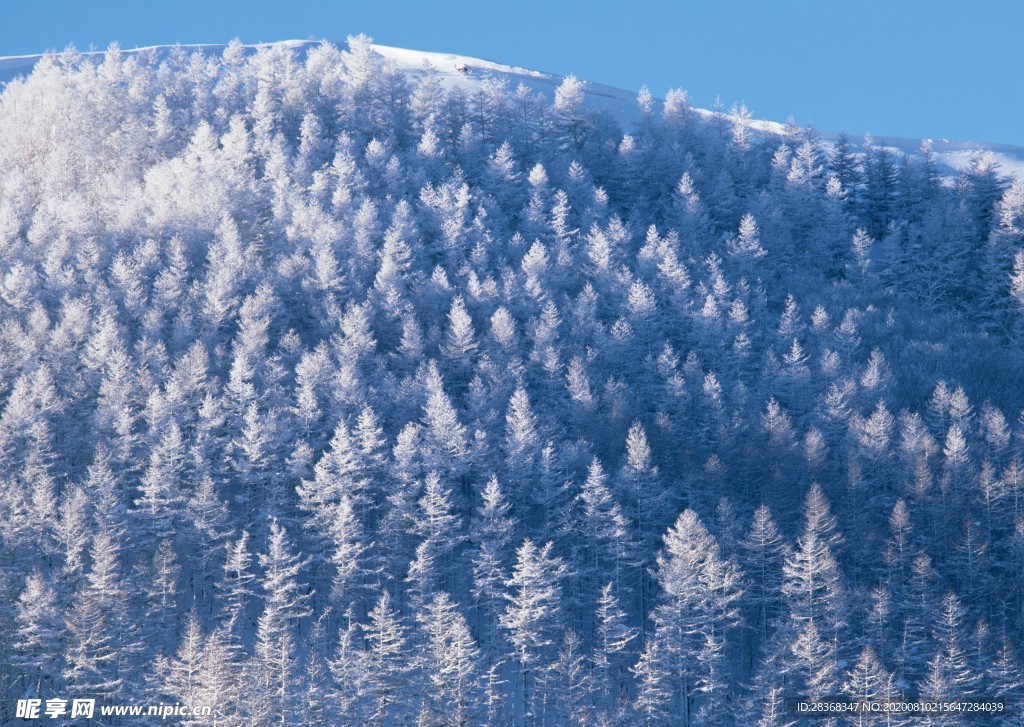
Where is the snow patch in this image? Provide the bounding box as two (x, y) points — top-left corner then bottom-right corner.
(2, 39), (1021, 179)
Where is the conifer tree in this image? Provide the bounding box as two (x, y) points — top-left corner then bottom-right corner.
(363, 590), (414, 725)
(594, 581), (638, 717)
(647, 509), (744, 725)
(13, 570), (64, 699)
(842, 646), (902, 720)
(416, 591), (483, 726)
(782, 484), (846, 640)
(252, 519), (312, 724)
(918, 593), (979, 702)
(741, 505), (789, 650)
(471, 475), (514, 653)
(162, 611), (205, 716)
(64, 532), (139, 699)
(500, 540), (568, 724)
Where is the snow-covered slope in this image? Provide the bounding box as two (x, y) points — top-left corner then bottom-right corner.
(2, 39), (1022, 180)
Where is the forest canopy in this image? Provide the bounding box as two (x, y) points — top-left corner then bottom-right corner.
(2, 35), (1024, 725)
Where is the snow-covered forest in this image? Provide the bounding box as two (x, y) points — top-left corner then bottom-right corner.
(2, 35), (1024, 725)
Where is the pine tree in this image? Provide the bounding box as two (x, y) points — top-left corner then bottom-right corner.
(297, 419), (375, 600)
(830, 132), (862, 198)
(363, 590), (414, 725)
(20, 425), (60, 561)
(786, 620), (837, 702)
(882, 499), (916, 618)
(471, 476), (514, 654)
(13, 570), (65, 699)
(616, 422), (671, 551)
(416, 591), (483, 726)
(575, 457), (634, 610)
(781, 484), (846, 640)
(162, 611), (205, 716)
(419, 471), (463, 557)
(298, 420), (369, 522)
(330, 616), (373, 724)
(988, 639), (1024, 722)
(741, 505), (789, 651)
(918, 593), (979, 702)
(328, 493), (371, 614)
(981, 180), (1024, 334)
(842, 646), (901, 716)
(632, 635), (675, 726)
(303, 609), (335, 726)
(134, 422), (187, 550)
(187, 473), (234, 611)
(594, 581), (638, 717)
(197, 624), (244, 726)
(64, 532), (138, 699)
(549, 628), (596, 725)
(420, 361), (471, 477)
(502, 386), (543, 512)
(896, 554), (941, 689)
(55, 485), (91, 583)
(252, 519), (312, 724)
(500, 539), (568, 725)
(83, 444), (128, 542)
(144, 538), (182, 651)
(647, 509), (744, 725)
(218, 530), (257, 640)
(1011, 250), (1024, 339)
(862, 139), (899, 237)
(728, 213), (767, 259)
(442, 295), (478, 367)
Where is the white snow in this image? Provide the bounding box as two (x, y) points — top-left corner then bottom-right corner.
(2, 39), (1021, 180)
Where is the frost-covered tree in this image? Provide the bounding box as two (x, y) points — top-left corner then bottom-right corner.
(646, 509), (744, 725)
(782, 484), (845, 636)
(362, 590), (415, 725)
(12, 571), (64, 698)
(500, 540), (568, 724)
(471, 476), (514, 654)
(416, 591), (482, 726)
(64, 532), (139, 699)
(251, 519), (311, 724)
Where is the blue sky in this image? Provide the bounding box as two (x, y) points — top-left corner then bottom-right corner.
(4, 0), (1023, 146)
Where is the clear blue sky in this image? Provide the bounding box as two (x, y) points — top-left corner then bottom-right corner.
(4, 0), (1023, 146)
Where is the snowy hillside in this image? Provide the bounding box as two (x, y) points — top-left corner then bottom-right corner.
(2, 39), (1023, 180)
(2, 35), (1024, 726)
